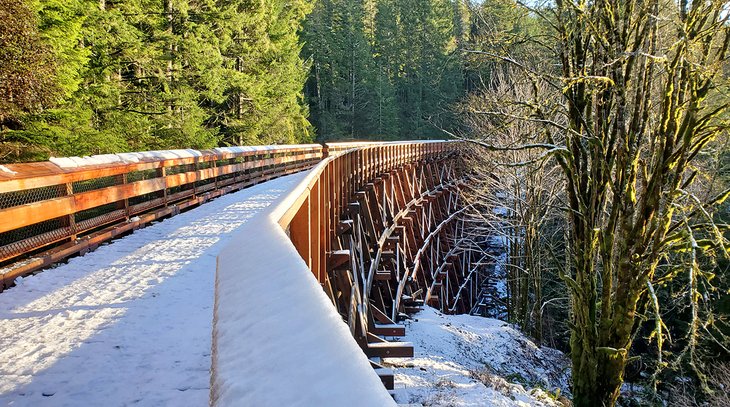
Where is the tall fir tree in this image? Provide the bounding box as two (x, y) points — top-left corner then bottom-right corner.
(303, 0), (464, 141)
(1, 0), (314, 161)
(303, 0), (380, 140)
(216, 0), (312, 145)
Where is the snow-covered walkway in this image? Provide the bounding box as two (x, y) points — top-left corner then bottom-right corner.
(0, 171), (310, 406)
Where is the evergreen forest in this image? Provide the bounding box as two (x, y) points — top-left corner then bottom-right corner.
(0, 0), (478, 161)
(1, 0), (313, 161)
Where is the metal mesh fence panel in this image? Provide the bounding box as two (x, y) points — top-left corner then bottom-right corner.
(0, 184), (66, 209)
(127, 169), (158, 183)
(72, 175), (121, 193)
(75, 204), (126, 231)
(75, 202), (119, 223)
(129, 191), (165, 215)
(0, 217), (70, 261)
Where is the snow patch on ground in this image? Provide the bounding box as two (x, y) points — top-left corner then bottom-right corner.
(0, 171), (309, 406)
(387, 307), (570, 406)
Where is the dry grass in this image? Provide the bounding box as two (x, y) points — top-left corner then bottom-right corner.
(469, 368), (514, 397)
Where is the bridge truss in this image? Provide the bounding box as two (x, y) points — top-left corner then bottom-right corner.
(281, 142), (486, 367)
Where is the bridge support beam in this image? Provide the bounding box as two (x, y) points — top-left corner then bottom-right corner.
(282, 142), (478, 382)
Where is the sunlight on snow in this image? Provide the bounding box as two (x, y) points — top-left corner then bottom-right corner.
(0, 181), (292, 400)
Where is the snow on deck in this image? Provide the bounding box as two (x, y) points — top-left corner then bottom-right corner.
(212, 159), (396, 407)
(0, 171), (310, 406)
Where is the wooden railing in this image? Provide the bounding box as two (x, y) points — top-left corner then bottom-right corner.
(278, 142), (458, 285)
(277, 142), (464, 345)
(0, 145), (326, 288)
(0, 141), (462, 290)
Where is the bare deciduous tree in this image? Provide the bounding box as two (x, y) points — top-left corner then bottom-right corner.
(458, 72), (568, 346)
(456, 0), (730, 405)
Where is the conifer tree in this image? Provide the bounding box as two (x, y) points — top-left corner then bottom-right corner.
(0, 0), (58, 125)
(303, 0), (464, 141)
(1, 0), (314, 160)
(303, 0), (379, 140)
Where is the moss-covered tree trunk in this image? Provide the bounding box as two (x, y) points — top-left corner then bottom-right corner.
(466, 0), (729, 403)
(543, 1), (730, 405)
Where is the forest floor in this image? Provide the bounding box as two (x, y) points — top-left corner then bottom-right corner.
(386, 307), (571, 407)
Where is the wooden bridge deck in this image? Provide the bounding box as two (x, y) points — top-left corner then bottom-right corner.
(0, 141), (476, 406)
(0, 171), (309, 406)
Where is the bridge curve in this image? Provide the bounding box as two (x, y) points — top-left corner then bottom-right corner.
(0, 172), (309, 405)
(0, 141), (477, 406)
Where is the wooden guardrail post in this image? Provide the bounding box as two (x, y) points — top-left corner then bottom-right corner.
(310, 181), (321, 283)
(64, 182), (77, 241)
(158, 166), (168, 206)
(290, 193), (311, 271)
(192, 158), (199, 197)
(213, 158), (219, 190)
(118, 173), (130, 220)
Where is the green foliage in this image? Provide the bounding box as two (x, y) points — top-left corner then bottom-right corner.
(0, 0), (58, 124)
(1, 0), (313, 162)
(215, 0), (313, 145)
(34, 0), (90, 99)
(302, 0), (464, 141)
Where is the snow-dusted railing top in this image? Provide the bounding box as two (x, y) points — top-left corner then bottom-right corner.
(0, 144), (327, 287)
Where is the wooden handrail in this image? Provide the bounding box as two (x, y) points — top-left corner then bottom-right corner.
(0, 144), (326, 287)
(0, 146), (323, 193)
(0, 141), (459, 290)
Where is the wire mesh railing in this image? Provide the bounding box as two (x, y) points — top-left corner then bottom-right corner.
(0, 145), (324, 288)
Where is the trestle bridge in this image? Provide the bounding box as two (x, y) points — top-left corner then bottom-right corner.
(0, 141), (488, 406)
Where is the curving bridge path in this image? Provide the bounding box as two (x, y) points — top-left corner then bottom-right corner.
(0, 171), (308, 406)
(0, 142), (481, 406)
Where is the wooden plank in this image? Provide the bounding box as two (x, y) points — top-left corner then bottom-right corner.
(370, 304), (396, 325)
(375, 270), (392, 281)
(0, 196), (75, 234)
(0, 178), (166, 234)
(1, 205), (175, 289)
(375, 368), (394, 390)
(367, 332), (387, 343)
(336, 220), (353, 236)
(365, 341), (414, 358)
(290, 193), (312, 269)
(372, 324), (406, 337)
(327, 249), (351, 271)
(311, 181), (321, 282)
